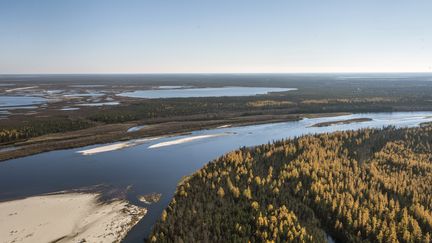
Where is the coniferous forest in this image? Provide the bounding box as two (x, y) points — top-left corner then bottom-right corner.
(149, 125), (432, 243)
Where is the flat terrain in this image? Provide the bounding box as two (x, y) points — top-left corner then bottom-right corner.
(1, 73), (432, 243)
(2, 73), (432, 161)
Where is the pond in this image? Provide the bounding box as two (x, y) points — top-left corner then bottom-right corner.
(117, 86), (296, 99)
(127, 125), (147, 133)
(0, 96), (46, 109)
(0, 111), (432, 242)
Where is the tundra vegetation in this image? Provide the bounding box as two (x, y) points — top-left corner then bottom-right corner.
(2, 75), (432, 145)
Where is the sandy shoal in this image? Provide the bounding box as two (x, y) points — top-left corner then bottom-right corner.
(148, 133), (227, 149)
(77, 137), (161, 155)
(0, 192), (146, 243)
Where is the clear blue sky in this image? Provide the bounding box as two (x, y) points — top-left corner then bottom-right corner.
(1, 0), (431, 74)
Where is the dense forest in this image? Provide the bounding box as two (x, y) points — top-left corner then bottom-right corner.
(149, 125), (432, 242)
(87, 95), (421, 124)
(0, 118), (92, 144)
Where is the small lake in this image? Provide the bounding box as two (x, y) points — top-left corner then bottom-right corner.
(76, 101), (120, 107)
(64, 92), (105, 97)
(127, 125), (146, 133)
(0, 96), (46, 109)
(117, 86), (296, 99)
(0, 111), (432, 242)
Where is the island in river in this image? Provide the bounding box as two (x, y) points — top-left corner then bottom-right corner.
(310, 117), (372, 127)
(139, 193), (162, 205)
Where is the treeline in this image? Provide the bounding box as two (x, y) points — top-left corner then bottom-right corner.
(149, 126), (432, 242)
(0, 118), (92, 144)
(87, 97), (293, 123)
(86, 96), (429, 124)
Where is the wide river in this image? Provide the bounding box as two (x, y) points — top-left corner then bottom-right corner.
(1, 111), (432, 242)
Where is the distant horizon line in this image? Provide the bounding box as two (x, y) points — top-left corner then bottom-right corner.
(1, 71), (432, 76)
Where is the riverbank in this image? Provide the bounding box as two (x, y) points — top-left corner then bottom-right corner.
(0, 112), (349, 162)
(0, 192), (146, 243)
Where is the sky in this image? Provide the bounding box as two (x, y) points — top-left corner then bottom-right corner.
(0, 0), (431, 74)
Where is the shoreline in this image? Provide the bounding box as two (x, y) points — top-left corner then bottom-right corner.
(0, 112), (350, 162)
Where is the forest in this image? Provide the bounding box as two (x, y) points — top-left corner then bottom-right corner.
(149, 125), (432, 242)
(0, 117), (92, 144)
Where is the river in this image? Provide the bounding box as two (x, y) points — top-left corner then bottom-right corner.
(0, 111), (432, 242)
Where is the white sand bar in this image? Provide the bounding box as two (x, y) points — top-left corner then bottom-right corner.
(217, 124), (231, 128)
(5, 86), (38, 92)
(78, 143), (132, 155)
(148, 134), (227, 149)
(0, 192), (146, 243)
(77, 137), (161, 155)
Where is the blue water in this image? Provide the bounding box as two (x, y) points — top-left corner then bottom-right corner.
(117, 86), (296, 99)
(0, 96), (46, 108)
(0, 111), (432, 242)
(127, 125), (146, 133)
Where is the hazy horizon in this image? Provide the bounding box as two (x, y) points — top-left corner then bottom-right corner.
(1, 71), (432, 76)
(1, 0), (431, 74)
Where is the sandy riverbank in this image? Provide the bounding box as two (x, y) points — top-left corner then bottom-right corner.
(148, 133), (228, 149)
(77, 137), (161, 155)
(0, 192), (146, 243)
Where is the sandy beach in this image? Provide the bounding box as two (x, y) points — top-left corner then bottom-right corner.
(77, 137), (161, 155)
(0, 192), (146, 243)
(78, 134), (228, 155)
(148, 133), (227, 149)
(5, 86), (38, 92)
